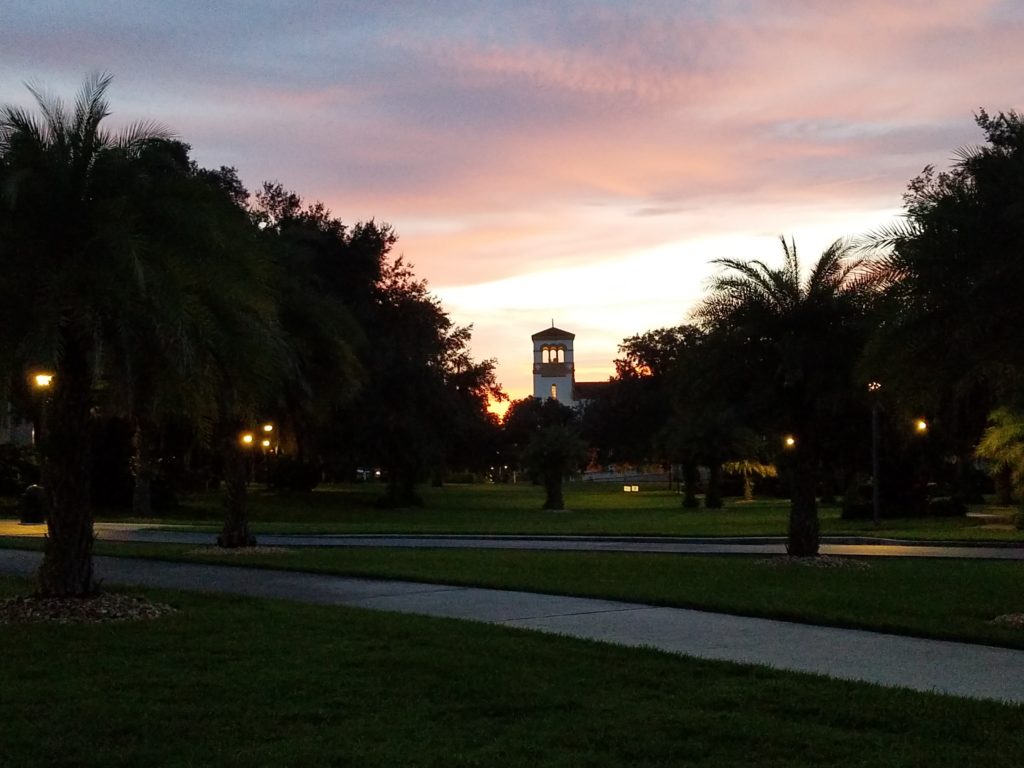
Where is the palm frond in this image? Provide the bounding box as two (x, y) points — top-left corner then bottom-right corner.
(72, 71), (113, 141)
(779, 235), (799, 288)
(853, 218), (921, 255)
(951, 143), (984, 167)
(976, 407), (1024, 486)
(24, 79), (68, 149)
(116, 119), (173, 153)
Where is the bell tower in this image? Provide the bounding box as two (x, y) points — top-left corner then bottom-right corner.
(532, 325), (575, 406)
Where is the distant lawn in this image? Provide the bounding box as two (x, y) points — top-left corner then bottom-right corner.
(72, 482), (1024, 540)
(5, 539), (1024, 649)
(0, 575), (1021, 767)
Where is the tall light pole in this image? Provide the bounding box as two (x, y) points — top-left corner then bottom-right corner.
(23, 372), (55, 524)
(30, 373), (53, 443)
(868, 381), (882, 527)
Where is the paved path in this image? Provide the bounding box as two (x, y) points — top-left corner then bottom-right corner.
(2, 549), (1022, 705)
(3, 521), (1023, 559)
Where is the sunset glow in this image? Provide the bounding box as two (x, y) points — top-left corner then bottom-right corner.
(5, 1), (1021, 401)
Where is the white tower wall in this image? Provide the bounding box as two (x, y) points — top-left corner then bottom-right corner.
(531, 326), (575, 406)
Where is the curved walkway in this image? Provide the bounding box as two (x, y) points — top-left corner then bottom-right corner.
(4, 521), (1021, 560)
(2, 548), (1022, 705)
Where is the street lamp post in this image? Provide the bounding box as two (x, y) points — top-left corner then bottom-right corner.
(867, 381), (882, 528)
(30, 372), (53, 447)
(240, 432), (256, 484)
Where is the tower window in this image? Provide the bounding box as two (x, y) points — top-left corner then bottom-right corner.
(551, 384), (558, 400)
(543, 346), (564, 363)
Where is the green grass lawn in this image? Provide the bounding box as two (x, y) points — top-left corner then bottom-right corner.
(1, 575), (1021, 767)
(5, 537), (1023, 649)
(80, 482), (1024, 540)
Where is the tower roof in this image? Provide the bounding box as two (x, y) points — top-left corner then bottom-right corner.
(531, 326), (575, 341)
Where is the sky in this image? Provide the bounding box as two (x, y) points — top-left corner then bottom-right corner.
(3, 1), (1022, 412)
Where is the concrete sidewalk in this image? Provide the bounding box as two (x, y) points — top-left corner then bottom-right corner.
(2, 549), (1022, 705)
(3, 521), (1023, 559)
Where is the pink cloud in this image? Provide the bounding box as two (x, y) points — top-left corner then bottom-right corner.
(6, 0), (1022, 400)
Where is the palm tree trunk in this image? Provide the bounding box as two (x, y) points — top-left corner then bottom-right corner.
(955, 451), (985, 504)
(743, 474), (754, 502)
(787, 436), (820, 557)
(38, 335), (96, 596)
(681, 460), (699, 508)
(995, 465), (1013, 506)
(543, 466), (564, 510)
(131, 417), (156, 518)
(704, 460), (723, 509)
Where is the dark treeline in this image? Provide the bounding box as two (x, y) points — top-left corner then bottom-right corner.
(580, 109), (1024, 555)
(4, 75), (1023, 593)
(0, 76), (503, 595)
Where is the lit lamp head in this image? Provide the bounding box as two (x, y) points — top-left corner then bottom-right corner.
(261, 439), (271, 448)
(33, 373), (54, 388)
(262, 424), (274, 433)
(783, 435), (796, 449)
(867, 381), (882, 393)
(915, 419), (928, 433)
(240, 432), (255, 446)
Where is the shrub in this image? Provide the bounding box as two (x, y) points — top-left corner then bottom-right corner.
(927, 497), (967, 517)
(268, 457), (321, 492)
(445, 471), (484, 484)
(0, 444), (40, 496)
(19, 484), (47, 523)
(840, 476), (873, 520)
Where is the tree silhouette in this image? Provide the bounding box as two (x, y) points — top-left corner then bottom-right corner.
(694, 238), (877, 555)
(0, 74), (177, 594)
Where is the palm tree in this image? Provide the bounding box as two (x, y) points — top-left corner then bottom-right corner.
(0, 75), (285, 589)
(975, 407), (1024, 528)
(694, 238), (877, 556)
(132, 161), (286, 548)
(723, 459), (778, 502)
(0, 74), (177, 595)
(523, 424), (587, 510)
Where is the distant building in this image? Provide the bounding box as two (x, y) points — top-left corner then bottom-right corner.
(0, 401), (33, 446)
(531, 324), (610, 409)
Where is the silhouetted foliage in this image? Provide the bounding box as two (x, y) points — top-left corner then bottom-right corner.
(693, 238), (879, 555)
(506, 398), (585, 509)
(861, 109), (1024, 503)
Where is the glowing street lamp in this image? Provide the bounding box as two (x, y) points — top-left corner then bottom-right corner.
(783, 435), (796, 449)
(261, 439), (271, 448)
(914, 419), (928, 433)
(262, 423), (274, 433)
(240, 432), (255, 446)
(33, 373), (54, 388)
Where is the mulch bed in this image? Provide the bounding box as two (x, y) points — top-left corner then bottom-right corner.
(990, 613), (1024, 630)
(0, 593), (176, 624)
(755, 555), (872, 569)
(185, 546), (294, 556)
